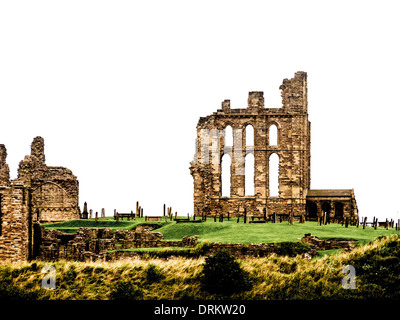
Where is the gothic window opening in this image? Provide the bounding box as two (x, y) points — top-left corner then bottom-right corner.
(224, 125), (233, 147)
(269, 153), (279, 197)
(245, 153), (255, 196)
(245, 124), (254, 147)
(221, 153), (231, 197)
(269, 124), (278, 146)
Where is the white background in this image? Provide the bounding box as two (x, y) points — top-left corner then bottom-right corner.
(1, 0), (399, 221)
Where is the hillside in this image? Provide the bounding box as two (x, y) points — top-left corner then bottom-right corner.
(42, 216), (399, 245)
(1, 234), (399, 300)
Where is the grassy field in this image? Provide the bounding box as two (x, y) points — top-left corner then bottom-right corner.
(1, 234), (399, 300)
(43, 216), (400, 245)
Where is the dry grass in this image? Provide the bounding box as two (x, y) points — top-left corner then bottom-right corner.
(1, 234), (399, 300)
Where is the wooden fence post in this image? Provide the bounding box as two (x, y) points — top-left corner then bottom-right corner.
(363, 217), (367, 229)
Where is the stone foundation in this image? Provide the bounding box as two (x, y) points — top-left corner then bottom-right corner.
(37, 226), (198, 262)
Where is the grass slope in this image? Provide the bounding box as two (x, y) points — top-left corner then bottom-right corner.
(1, 234), (399, 300)
(43, 217), (400, 245)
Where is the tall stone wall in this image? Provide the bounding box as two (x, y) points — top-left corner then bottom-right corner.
(0, 137), (80, 262)
(0, 183), (35, 262)
(189, 72), (311, 218)
(17, 137), (80, 222)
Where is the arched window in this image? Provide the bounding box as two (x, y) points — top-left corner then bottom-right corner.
(221, 153), (231, 197)
(269, 124), (278, 146)
(245, 153), (255, 196)
(245, 124), (254, 146)
(269, 153), (279, 197)
(224, 125), (233, 147)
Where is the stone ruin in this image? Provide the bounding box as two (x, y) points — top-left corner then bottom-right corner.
(36, 226), (198, 262)
(189, 71), (358, 222)
(0, 137), (80, 262)
(0, 71), (362, 263)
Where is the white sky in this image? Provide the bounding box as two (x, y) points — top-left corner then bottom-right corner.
(1, 1), (399, 221)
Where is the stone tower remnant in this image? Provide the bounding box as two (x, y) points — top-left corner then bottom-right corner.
(0, 137), (80, 262)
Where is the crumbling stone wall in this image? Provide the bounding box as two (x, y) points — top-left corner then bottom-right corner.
(190, 72), (311, 218)
(16, 136), (80, 222)
(37, 226), (199, 262)
(0, 137), (80, 262)
(189, 72), (358, 221)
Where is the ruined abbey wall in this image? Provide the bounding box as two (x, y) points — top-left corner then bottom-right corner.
(0, 137), (80, 262)
(190, 72), (311, 218)
(189, 72), (358, 221)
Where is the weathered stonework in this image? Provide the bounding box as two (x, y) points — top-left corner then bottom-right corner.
(16, 136), (80, 223)
(36, 226), (198, 262)
(0, 137), (79, 262)
(189, 72), (358, 221)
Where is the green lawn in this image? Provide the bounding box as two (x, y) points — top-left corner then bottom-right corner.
(43, 216), (399, 245)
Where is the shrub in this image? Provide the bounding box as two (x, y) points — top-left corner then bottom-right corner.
(200, 250), (252, 296)
(273, 241), (311, 257)
(109, 280), (144, 300)
(145, 264), (165, 284)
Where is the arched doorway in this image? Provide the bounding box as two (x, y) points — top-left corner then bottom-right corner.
(306, 201), (318, 221)
(334, 202), (344, 222)
(321, 202), (331, 223)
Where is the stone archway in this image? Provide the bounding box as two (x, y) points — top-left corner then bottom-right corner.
(306, 200), (318, 221)
(334, 202), (344, 222)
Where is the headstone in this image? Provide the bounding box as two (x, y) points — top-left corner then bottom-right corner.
(163, 204), (166, 216)
(95, 211), (98, 223)
(89, 209), (93, 219)
(101, 208), (105, 218)
(82, 201), (89, 219)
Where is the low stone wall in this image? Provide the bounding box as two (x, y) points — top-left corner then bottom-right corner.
(36, 226), (198, 262)
(35, 228), (356, 262)
(300, 233), (357, 251)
